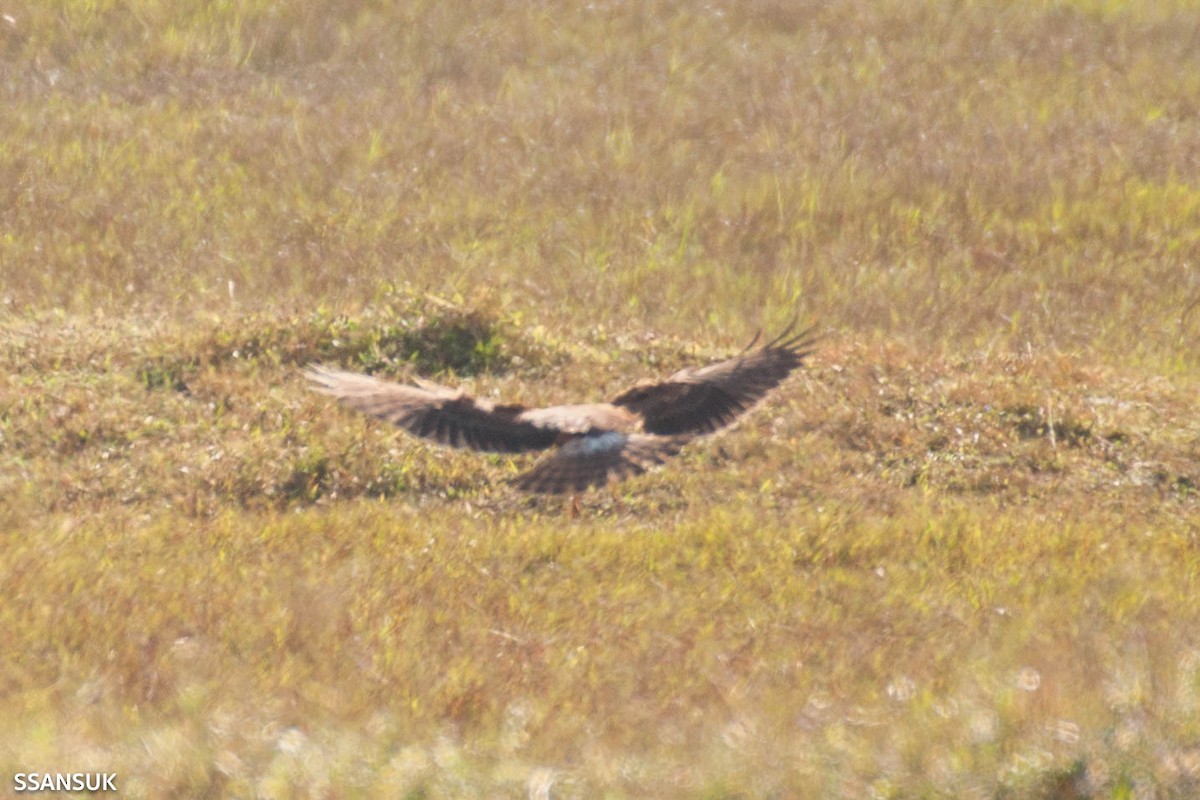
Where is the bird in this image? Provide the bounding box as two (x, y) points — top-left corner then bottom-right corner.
(303, 320), (814, 499)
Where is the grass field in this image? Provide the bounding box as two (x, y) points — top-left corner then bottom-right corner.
(5, 1), (1200, 797)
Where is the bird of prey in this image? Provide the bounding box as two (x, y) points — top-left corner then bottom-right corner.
(304, 321), (814, 496)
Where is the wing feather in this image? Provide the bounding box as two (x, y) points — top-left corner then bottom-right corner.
(513, 432), (691, 494)
(611, 320), (816, 436)
(303, 365), (561, 453)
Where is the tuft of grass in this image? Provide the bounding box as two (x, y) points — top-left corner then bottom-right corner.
(130, 285), (546, 393)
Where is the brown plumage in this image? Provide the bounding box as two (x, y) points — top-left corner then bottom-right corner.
(304, 321), (815, 495)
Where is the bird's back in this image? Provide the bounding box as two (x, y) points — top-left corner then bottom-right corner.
(519, 403), (640, 435)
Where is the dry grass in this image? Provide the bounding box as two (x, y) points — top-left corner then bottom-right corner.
(5, 1), (1200, 797)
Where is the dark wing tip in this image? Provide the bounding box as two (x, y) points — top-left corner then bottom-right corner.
(764, 316), (819, 353)
(739, 328), (763, 354)
(757, 322), (820, 374)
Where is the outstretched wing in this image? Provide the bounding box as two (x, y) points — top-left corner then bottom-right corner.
(610, 320), (815, 436)
(513, 432), (691, 494)
(303, 365), (560, 453)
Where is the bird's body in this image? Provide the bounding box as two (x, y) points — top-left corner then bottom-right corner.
(518, 403), (641, 436)
(304, 321), (814, 495)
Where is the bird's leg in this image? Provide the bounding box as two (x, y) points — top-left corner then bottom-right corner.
(609, 482), (624, 513)
(563, 494), (580, 518)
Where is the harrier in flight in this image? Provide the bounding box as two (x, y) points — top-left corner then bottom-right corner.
(304, 321), (814, 497)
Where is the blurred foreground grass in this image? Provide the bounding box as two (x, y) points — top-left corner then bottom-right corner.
(5, 1), (1200, 797)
